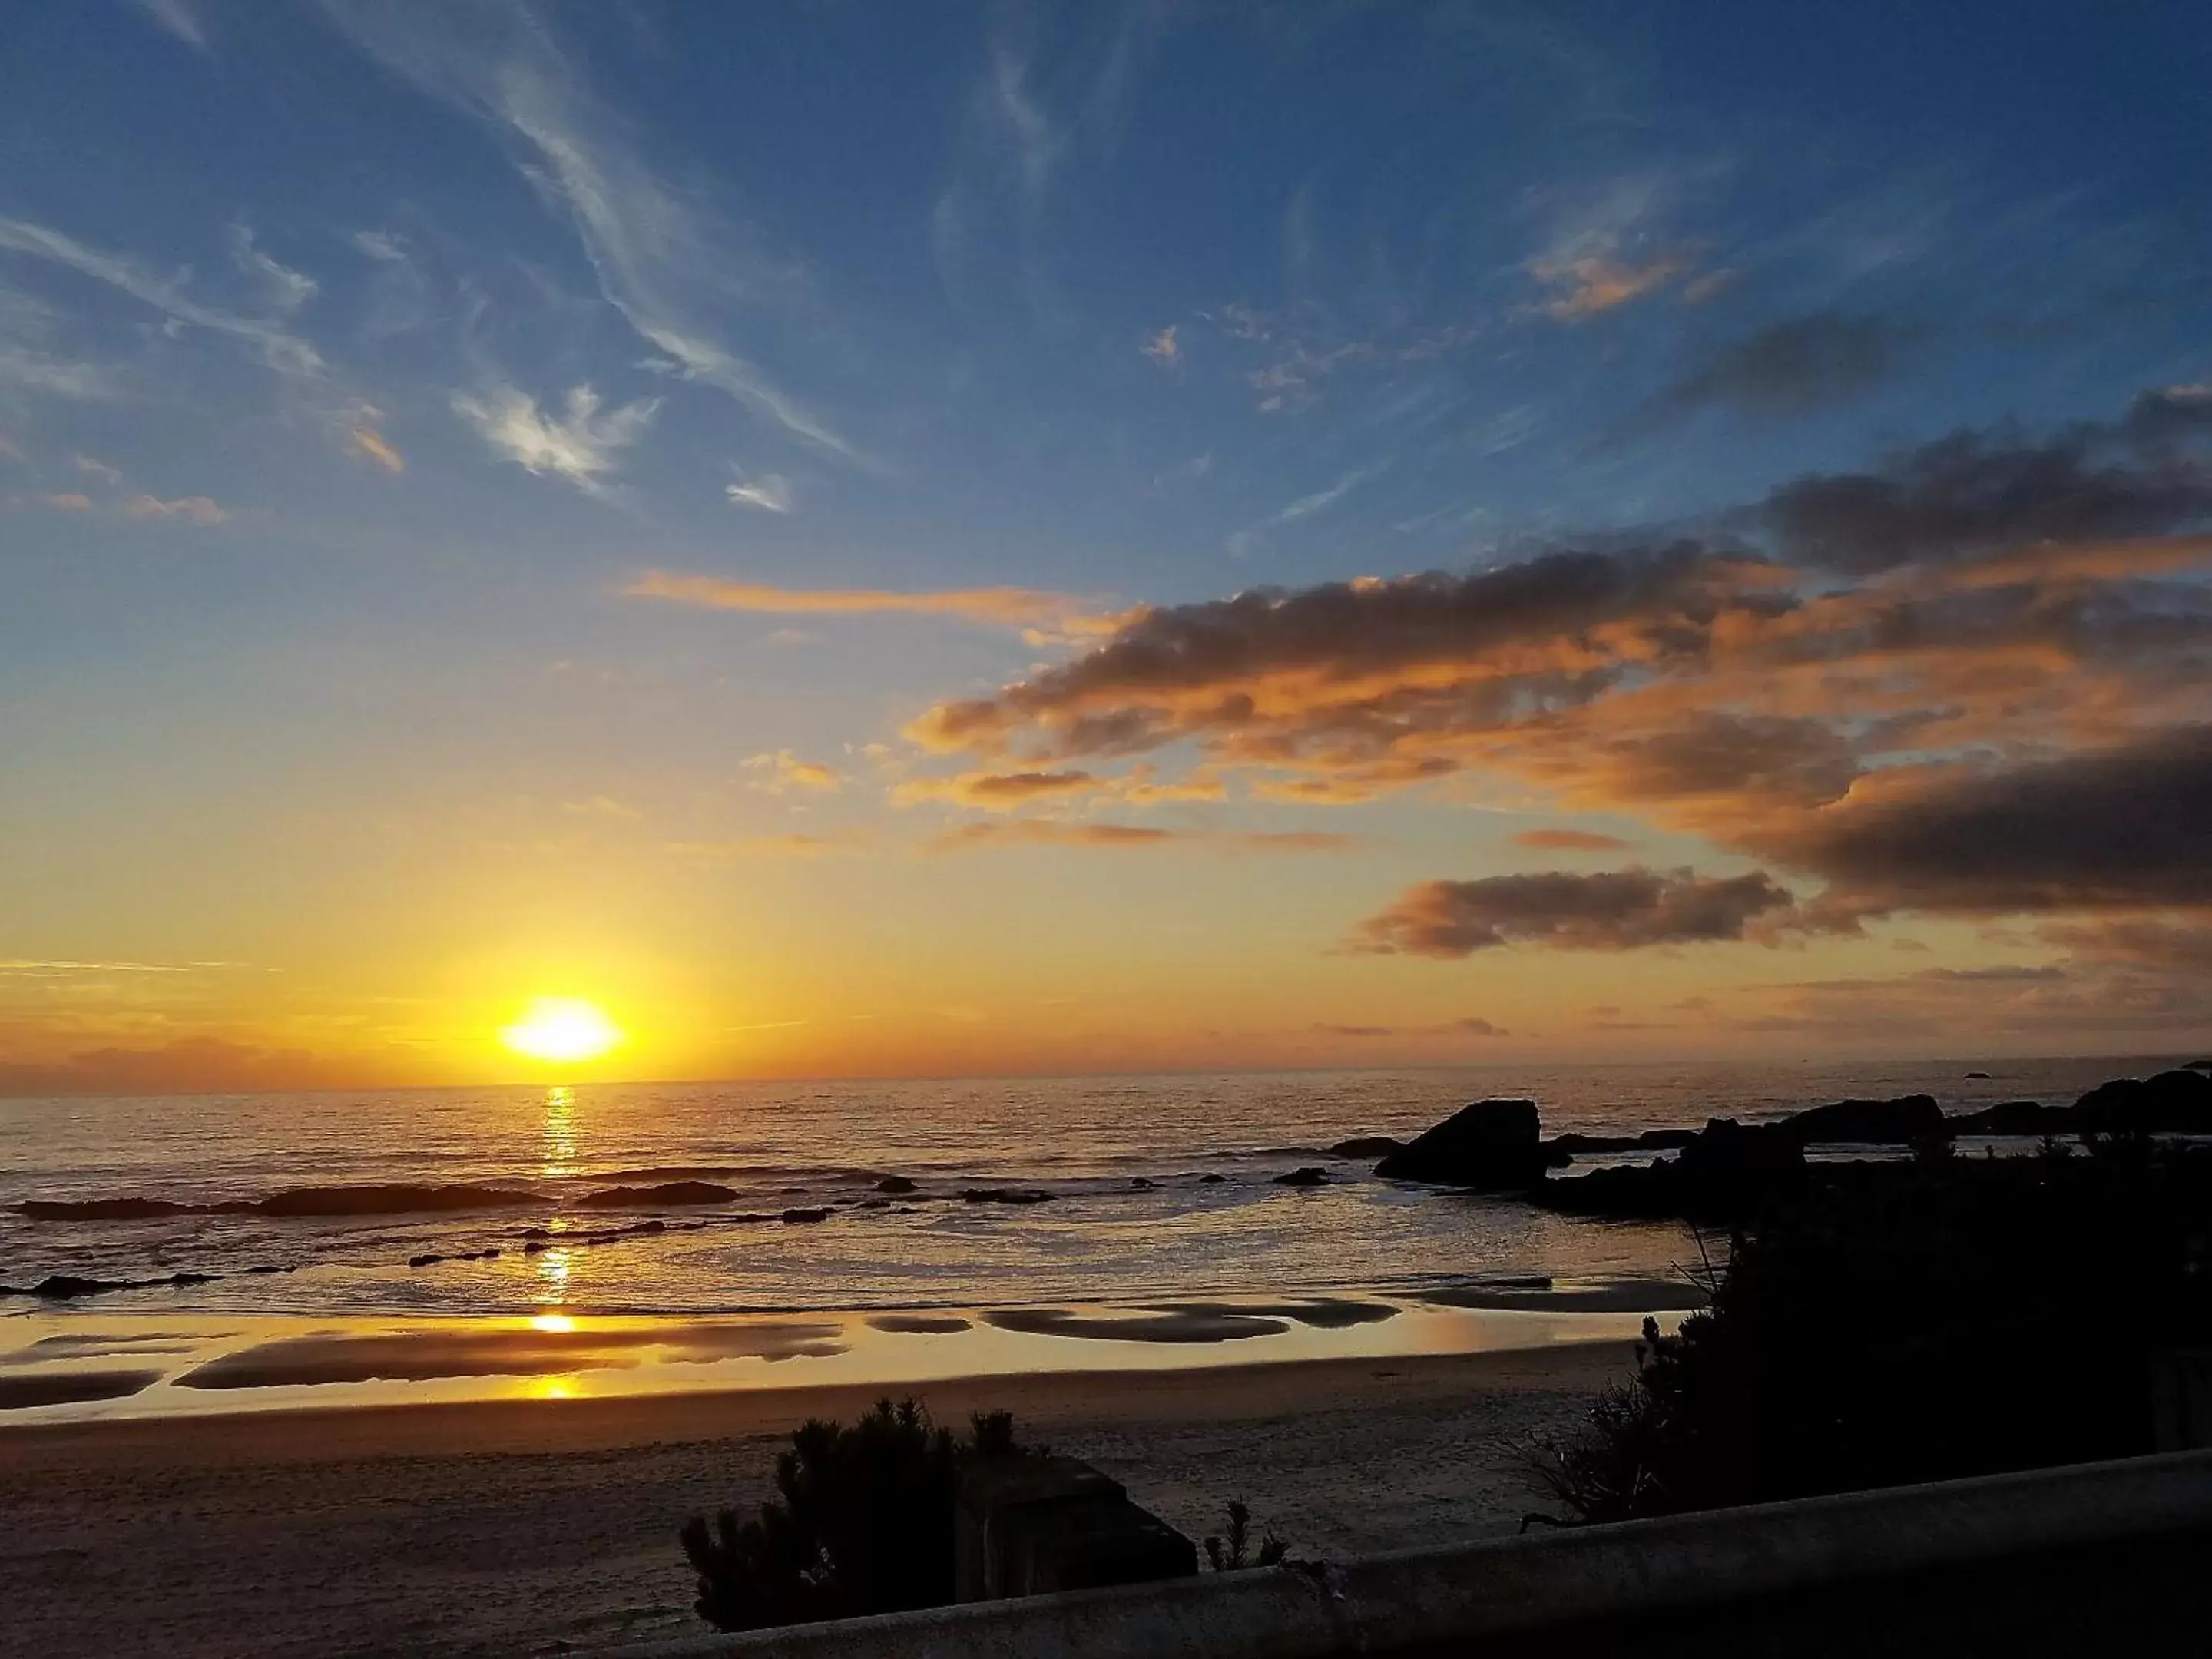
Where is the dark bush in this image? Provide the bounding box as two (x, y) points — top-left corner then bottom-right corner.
(1202, 1500), (1286, 1571)
(1529, 1146), (2212, 1524)
(680, 1398), (1028, 1631)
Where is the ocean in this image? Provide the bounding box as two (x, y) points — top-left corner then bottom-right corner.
(1, 1054), (2177, 1319)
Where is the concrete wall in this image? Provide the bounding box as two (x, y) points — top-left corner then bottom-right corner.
(604, 1448), (2212, 1659)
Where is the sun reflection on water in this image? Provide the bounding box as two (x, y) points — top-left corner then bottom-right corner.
(541, 1085), (578, 1178)
(535, 1247), (571, 1308)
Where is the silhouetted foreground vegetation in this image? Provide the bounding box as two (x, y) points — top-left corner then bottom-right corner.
(1529, 1139), (2212, 1523)
(681, 1398), (1028, 1631)
(1204, 1501), (1288, 1571)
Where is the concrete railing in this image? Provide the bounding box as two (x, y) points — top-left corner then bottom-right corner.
(603, 1448), (2212, 1658)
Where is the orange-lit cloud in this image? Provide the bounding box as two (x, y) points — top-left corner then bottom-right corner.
(894, 769), (1098, 808)
(908, 386), (2212, 945)
(926, 820), (1363, 855)
(743, 750), (843, 794)
(349, 422), (406, 473)
(627, 571), (1137, 637)
(1512, 828), (1634, 851)
(1532, 252), (1688, 319)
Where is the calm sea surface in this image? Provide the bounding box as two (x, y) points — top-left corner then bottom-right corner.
(0, 1056), (2185, 1318)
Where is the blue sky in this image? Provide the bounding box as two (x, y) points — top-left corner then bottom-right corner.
(3, 1), (2210, 1088)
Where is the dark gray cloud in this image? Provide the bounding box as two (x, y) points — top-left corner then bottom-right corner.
(1763, 385), (2212, 573)
(1778, 724), (2212, 916)
(1654, 313), (1916, 419)
(1356, 867), (1801, 957)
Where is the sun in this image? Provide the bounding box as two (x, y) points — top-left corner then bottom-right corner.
(501, 997), (623, 1065)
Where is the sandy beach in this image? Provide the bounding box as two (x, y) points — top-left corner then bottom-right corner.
(0, 1339), (1633, 1658)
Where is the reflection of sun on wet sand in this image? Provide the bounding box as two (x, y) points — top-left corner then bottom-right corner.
(0, 1341), (1638, 1659)
(174, 1322), (852, 1389)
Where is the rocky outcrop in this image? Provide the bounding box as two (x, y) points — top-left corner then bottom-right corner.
(1532, 1117), (1804, 1223)
(2072, 1069), (2212, 1134)
(1330, 1135), (1404, 1158)
(1545, 1128), (1699, 1155)
(1777, 1094), (1946, 1145)
(1949, 1100), (2069, 1136)
(1272, 1166), (1329, 1187)
(1375, 1099), (1547, 1188)
(0, 1270), (220, 1300)
(874, 1176), (918, 1194)
(17, 1182), (542, 1221)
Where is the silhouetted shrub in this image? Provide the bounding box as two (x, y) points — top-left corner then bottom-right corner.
(1529, 1146), (2212, 1524)
(1203, 1500), (1286, 1571)
(680, 1397), (1030, 1631)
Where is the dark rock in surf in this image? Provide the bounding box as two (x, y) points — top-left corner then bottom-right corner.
(2072, 1069), (2212, 1134)
(1948, 1099), (2063, 1136)
(578, 1181), (737, 1208)
(1375, 1099), (1547, 1189)
(1198, 1174), (1227, 1184)
(1965, 1071), (1992, 1079)
(409, 1253), (443, 1268)
(962, 1188), (1055, 1205)
(254, 1184), (541, 1217)
(1330, 1136), (1404, 1159)
(1545, 1128), (1699, 1155)
(780, 1207), (830, 1224)
(1777, 1094), (1945, 1145)
(1273, 1167), (1330, 1187)
(1, 1271), (218, 1300)
(874, 1176), (918, 1195)
(15, 1196), (196, 1220)
(1131, 1177), (1157, 1190)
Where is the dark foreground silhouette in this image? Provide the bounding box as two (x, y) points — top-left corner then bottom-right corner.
(680, 1399), (1028, 1631)
(1527, 1137), (2212, 1523)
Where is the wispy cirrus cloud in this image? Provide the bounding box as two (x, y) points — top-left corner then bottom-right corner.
(725, 470), (794, 513)
(316, 0), (854, 461)
(451, 381), (657, 498)
(226, 224), (318, 318)
(624, 571), (1135, 637)
(0, 216), (324, 384)
(132, 0), (210, 53)
(1226, 463), (1385, 558)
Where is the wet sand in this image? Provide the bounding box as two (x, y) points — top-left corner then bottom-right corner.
(0, 1339), (1634, 1658)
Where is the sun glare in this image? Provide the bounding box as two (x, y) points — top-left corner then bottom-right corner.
(501, 998), (622, 1065)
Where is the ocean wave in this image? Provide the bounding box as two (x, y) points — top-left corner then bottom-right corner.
(16, 1183), (545, 1221)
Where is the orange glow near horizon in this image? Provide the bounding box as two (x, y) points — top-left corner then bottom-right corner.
(499, 998), (624, 1065)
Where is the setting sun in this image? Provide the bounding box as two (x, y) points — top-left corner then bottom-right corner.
(500, 998), (623, 1065)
